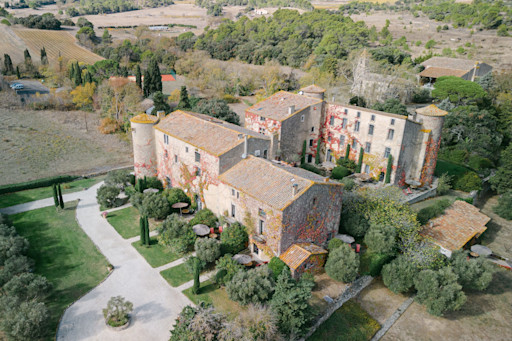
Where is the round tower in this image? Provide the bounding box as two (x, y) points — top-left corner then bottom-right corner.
(299, 84), (326, 100)
(415, 104), (448, 186)
(130, 113), (159, 178)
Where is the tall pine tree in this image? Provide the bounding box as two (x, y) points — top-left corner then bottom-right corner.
(176, 86), (191, 109)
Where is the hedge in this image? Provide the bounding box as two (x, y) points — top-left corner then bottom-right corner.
(0, 175), (79, 195)
(360, 251), (395, 277)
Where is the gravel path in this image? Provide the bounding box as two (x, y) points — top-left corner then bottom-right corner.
(53, 182), (191, 341)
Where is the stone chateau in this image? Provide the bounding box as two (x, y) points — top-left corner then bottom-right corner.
(130, 85), (446, 273)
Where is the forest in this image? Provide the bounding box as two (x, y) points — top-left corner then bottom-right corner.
(195, 0), (313, 11)
(65, 0), (174, 16)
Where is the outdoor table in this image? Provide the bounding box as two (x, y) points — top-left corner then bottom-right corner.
(232, 254), (252, 266)
(192, 224), (210, 237)
(172, 202), (189, 215)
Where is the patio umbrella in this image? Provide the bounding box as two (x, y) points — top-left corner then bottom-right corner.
(143, 188), (159, 194)
(172, 202), (189, 214)
(192, 224), (210, 236)
(232, 254), (252, 265)
(335, 234), (355, 244)
(470, 244), (492, 257)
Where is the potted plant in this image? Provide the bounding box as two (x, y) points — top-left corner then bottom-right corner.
(103, 296), (133, 330)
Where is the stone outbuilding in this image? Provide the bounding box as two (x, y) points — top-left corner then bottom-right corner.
(280, 243), (328, 278)
(419, 57), (493, 85)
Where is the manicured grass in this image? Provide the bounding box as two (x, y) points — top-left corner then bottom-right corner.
(0, 176), (104, 208)
(182, 279), (215, 305)
(435, 159), (471, 182)
(182, 279), (241, 316)
(131, 236), (179, 267)
(10, 201), (109, 340)
(308, 300), (380, 341)
(106, 206), (140, 239)
(160, 263), (193, 287)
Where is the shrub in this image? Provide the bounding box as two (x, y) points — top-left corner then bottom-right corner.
(0, 299), (50, 341)
(158, 214), (196, 255)
(382, 255), (418, 294)
(214, 254), (244, 286)
(360, 251), (394, 276)
(412, 88), (431, 103)
(103, 296), (133, 327)
(268, 257), (288, 280)
(189, 208), (218, 228)
(340, 177), (356, 191)
(141, 192), (170, 220)
(195, 238), (222, 263)
(468, 155), (493, 171)
(336, 158), (356, 171)
(1, 18), (11, 26)
(226, 266), (275, 305)
(96, 185), (120, 209)
(222, 94), (240, 103)
(342, 212), (370, 238)
(328, 238), (344, 251)
(325, 243), (359, 283)
(220, 222), (248, 254)
(364, 224), (396, 254)
(300, 163), (324, 175)
(105, 169), (130, 190)
(436, 173), (452, 195)
(331, 166), (351, 180)
(146, 176), (163, 191)
(414, 267), (466, 316)
(219, 304), (283, 341)
(99, 117), (120, 134)
(0, 175), (78, 195)
(165, 188), (191, 210)
(129, 192), (145, 210)
(494, 191), (512, 220)
(455, 196), (473, 204)
(3, 273), (52, 301)
(454, 172), (482, 192)
(417, 199), (452, 225)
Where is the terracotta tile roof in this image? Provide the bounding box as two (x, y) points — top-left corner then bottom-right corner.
(420, 200), (490, 252)
(420, 57), (481, 71)
(280, 243), (327, 270)
(155, 110), (267, 156)
(246, 91), (323, 121)
(219, 156), (338, 210)
(419, 66), (468, 78)
(416, 104), (449, 117)
(161, 74), (176, 81)
(130, 113), (159, 124)
(300, 84), (326, 93)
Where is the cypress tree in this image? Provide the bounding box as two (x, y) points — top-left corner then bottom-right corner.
(356, 147), (364, 173)
(192, 258), (200, 294)
(24, 49), (31, 64)
(3, 54), (14, 75)
(68, 62), (75, 81)
(52, 184), (59, 207)
(385, 154), (393, 184)
(74, 62), (82, 86)
(176, 86), (190, 109)
(139, 216), (146, 245)
(315, 138), (322, 164)
(153, 59), (162, 93)
(16, 66), (20, 79)
(301, 140), (306, 165)
(135, 64), (142, 89)
(144, 216), (150, 246)
(344, 144), (351, 160)
(40, 47), (48, 65)
(84, 71), (93, 84)
(143, 69), (151, 97)
(58, 184), (64, 209)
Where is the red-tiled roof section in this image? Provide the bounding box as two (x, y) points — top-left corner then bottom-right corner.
(280, 243), (327, 270)
(161, 74), (176, 81)
(420, 200), (490, 252)
(246, 91), (322, 121)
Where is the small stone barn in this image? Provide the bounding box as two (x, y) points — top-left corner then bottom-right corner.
(280, 243), (328, 278)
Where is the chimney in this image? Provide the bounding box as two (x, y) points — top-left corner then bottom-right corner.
(242, 135), (248, 159)
(288, 105), (295, 115)
(156, 110), (165, 119)
(292, 183), (299, 197)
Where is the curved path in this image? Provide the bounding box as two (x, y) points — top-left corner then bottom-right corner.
(55, 182), (191, 341)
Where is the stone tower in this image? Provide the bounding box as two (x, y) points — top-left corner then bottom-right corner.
(299, 84), (326, 100)
(130, 113), (159, 178)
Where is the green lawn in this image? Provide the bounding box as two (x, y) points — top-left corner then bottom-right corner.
(160, 263), (193, 287)
(131, 236), (179, 267)
(308, 300), (380, 341)
(10, 201), (109, 340)
(106, 206), (141, 239)
(435, 159), (471, 182)
(182, 279), (216, 305)
(182, 279), (241, 316)
(0, 176), (105, 208)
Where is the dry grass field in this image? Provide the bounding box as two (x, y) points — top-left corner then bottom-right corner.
(0, 106), (132, 185)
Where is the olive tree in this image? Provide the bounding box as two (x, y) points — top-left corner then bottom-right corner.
(449, 250), (495, 290)
(382, 254), (418, 294)
(195, 238), (221, 263)
(226, 266), (275, 305)
(364, 223), (396, 254)
(96, 184), (120, 208)
(325, 243), (359, 283)
(141, 192), (170, 220)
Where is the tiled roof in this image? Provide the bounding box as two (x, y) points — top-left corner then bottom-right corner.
(420, 57), (482, 71)
(300, 84), (326, 93)
(155, 110), (268, 156)
(130, 113), (159, 124)
(280, 243), (327, 270)
(326, 103), (408, 120)
(219, 156), (338, 210)
(416, 104), (449, 117)
(419, 67), (468, 78)
(420, 200), (490, 252)
(246, 91), (323, 121)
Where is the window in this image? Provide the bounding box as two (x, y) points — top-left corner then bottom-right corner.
(364, 164), (370, 174)
(328, 136), (331, 142)
(311, 127), (315, 132)
(185, 147), (189, 153)
(195, 151), (200, 162)
(260, 116), (266, 121)
(237, 191), (240, 199)
(164, 150), (168, 158)
(301, 115), (305, 122)
(196, 168), (201, 176)
(357, 111), (361, 118)
(258, 208), (266, 217)
(368, 124), (374, 135)
(387, 129), (394, 140)
(263, 150), (268, 159)
(309, 139), (314, 147)
(379, 172), (385, 181)
(371, 115), (375, 121)
(259, 127), (266, 134)
(164, 134), (169, 145)
(231, 204), (236, 218)
(259, 220), (264, 234)
(313, 197), (317, 205)
(352, 140), (357, 149)
(232, 189), (235, 196)
(307, 154), (313, 163)
(174, 155), (178, 163)
(327, 149), (333, 162)
(342, 118), (347, 129)
(339, 135), (345, 145)
(384, 147), (391, 158)
(365, 142), (371, 153)
(255, 150), (261, 157)
(166, 177), (171, 187)
(354, 121), (360, 132)
(344, 109), (348, 115)
(391, 119), (395, 125)
(329, 116), (334, 125)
